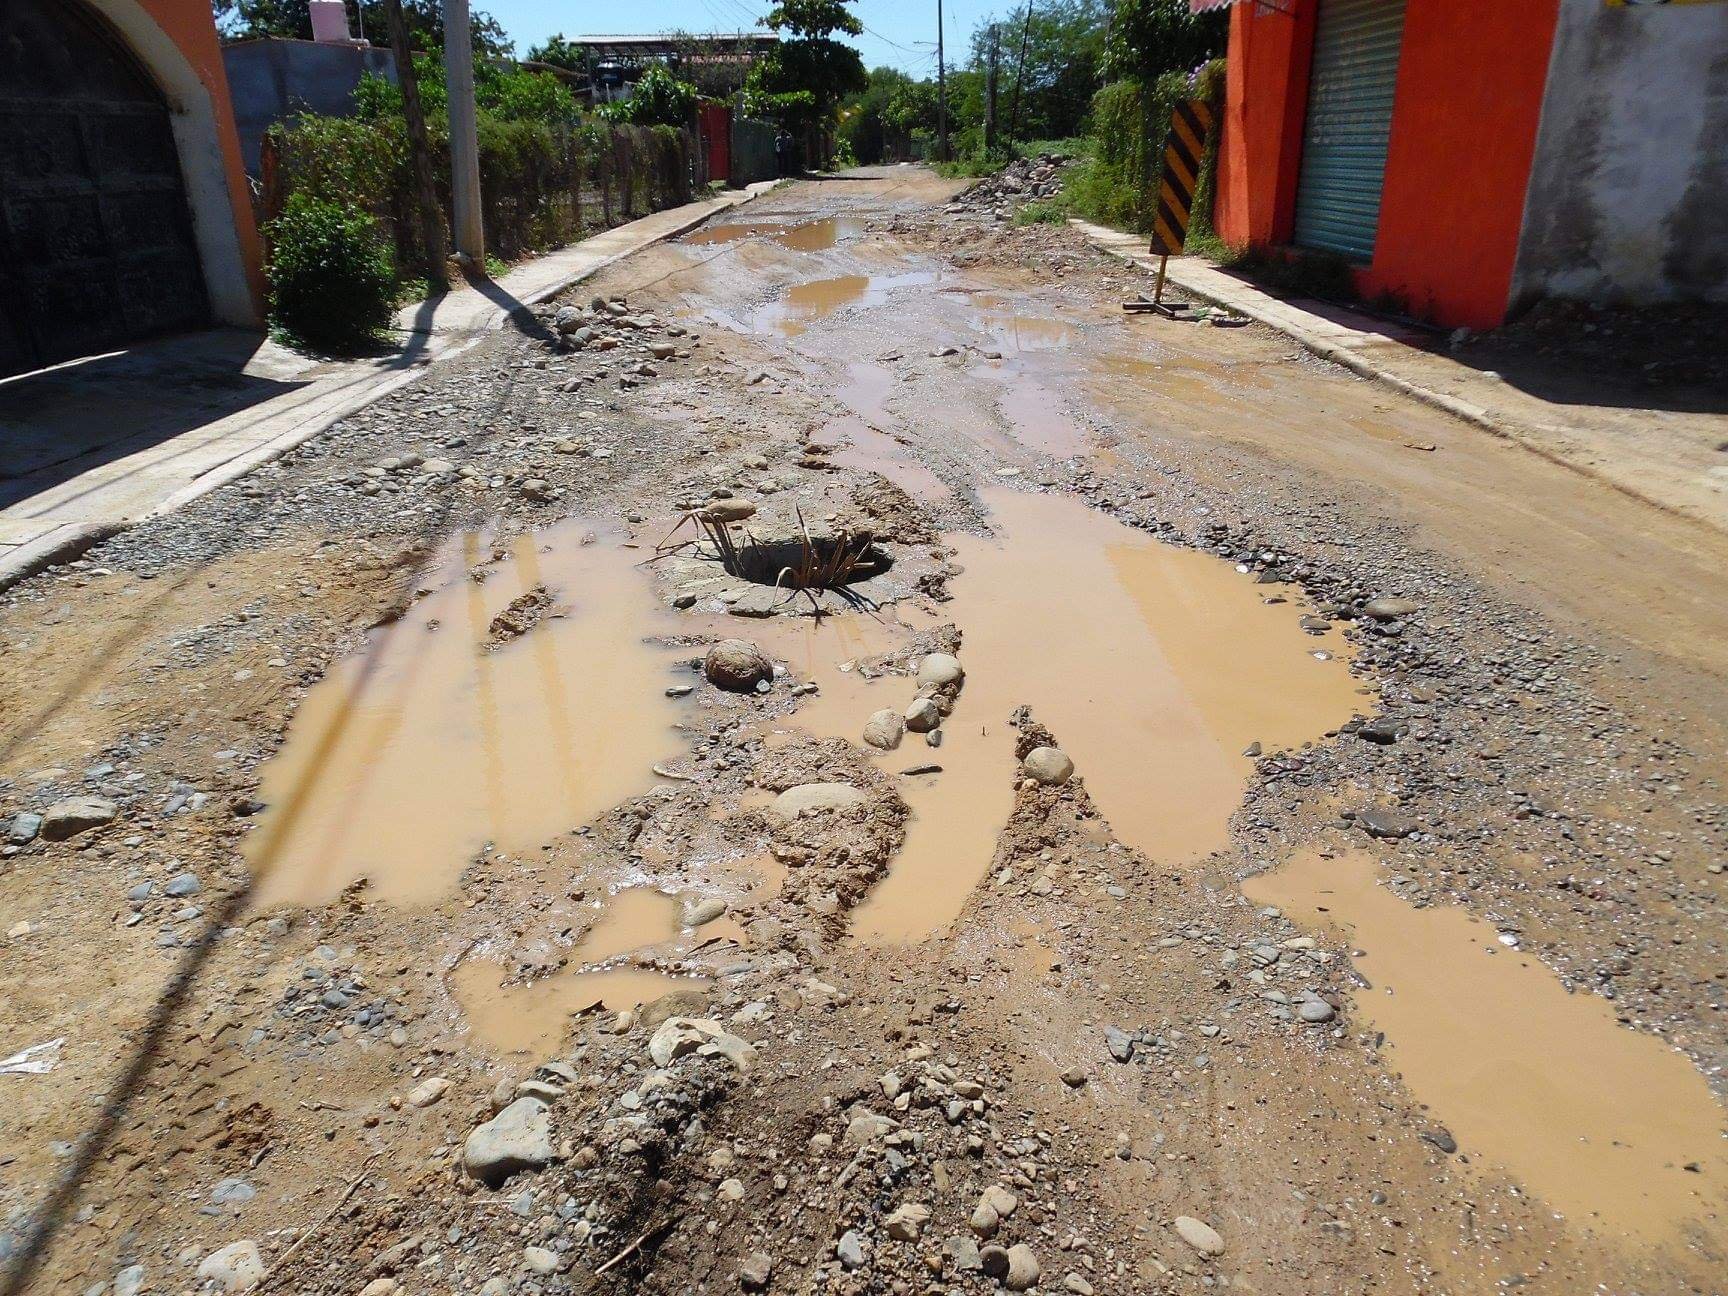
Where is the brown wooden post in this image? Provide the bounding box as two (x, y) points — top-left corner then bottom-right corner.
(381, 0), (447, 291)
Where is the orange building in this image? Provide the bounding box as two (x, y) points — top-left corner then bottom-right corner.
(0, 0), (264, 378)
(1201, 0), (1728, 328)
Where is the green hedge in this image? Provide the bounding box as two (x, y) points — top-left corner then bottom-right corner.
(267, 113), (694, 281)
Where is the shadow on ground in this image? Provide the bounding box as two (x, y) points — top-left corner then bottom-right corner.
(0, 330), (310, 511)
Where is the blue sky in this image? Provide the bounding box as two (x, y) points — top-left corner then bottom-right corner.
(476, 0), (998, 74)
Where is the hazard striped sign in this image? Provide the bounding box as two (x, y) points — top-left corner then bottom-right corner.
(1150, 98), (1215, 256)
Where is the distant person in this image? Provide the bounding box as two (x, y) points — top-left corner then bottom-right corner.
(775, 129), (794, 178)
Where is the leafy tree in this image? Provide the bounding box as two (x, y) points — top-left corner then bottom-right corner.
(841, 66), (940, 163)
(212, 0), (511, 57)
(355, 53), (578, 125)
(523, 34), (586, 72)
(597, 65), (699, 128)
(971, 0), (1107, 142)
(743, 0), (868, 132)
(1103, 0), (1227, 83)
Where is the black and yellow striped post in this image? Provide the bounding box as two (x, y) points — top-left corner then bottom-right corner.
(1143, 97), (1215, 317)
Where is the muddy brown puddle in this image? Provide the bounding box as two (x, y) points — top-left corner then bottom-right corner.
(749, 488), (1360, 944)
(1247, 848), (1728, 1248)
(451, 885), (745, 1056)
(755, 270), (942, 337)
(684, 215), (868, 251)
(245, 522), (687, 907)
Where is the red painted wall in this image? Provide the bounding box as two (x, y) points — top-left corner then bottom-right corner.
(1363, 0), (1560, 325)
(1212, 0), (1560, 328)
(1214, 2), (1315, 249)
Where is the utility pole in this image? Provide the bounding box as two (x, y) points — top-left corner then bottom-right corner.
(936, 0), (950, 163)
(443, 0), (485, 265)
(382, 0), (446, 291)
(984, 23), (999, 154)
(1008, 0), (1035, 144)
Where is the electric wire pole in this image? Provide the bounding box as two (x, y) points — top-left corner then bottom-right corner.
(984, 23), (999, 154)
(443, 0), (485, 265)
(383, 0), (446, 291)
(1008, 0), (1034, 144)
(936, 0), (950, 162)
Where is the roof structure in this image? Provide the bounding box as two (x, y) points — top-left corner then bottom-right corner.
(561, 32), (778, 62)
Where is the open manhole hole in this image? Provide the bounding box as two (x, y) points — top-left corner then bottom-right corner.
(721, 533), (892, 589)
(653, 505), (893, 613)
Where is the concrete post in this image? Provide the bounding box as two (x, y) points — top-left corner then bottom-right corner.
(443, 0), (484, 264)
(984, 24), (999, 155)
(936, 0), (949, 163)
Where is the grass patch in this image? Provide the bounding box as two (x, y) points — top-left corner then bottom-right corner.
(932, 153), (1007, 180)
(1015, 196), (1072, 225)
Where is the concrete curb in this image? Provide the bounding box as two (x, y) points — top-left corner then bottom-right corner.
(1072, 218), (1704, 529)
(0, 186), (767, 594)
(145, 188), (769, 522)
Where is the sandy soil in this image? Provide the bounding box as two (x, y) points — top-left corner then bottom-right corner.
(1, 171), (1724, 1296)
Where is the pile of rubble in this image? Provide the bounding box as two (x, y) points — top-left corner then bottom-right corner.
(949, 153), (1072, 219)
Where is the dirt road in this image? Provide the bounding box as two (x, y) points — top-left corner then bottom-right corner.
(2, 170), (1725, 1296)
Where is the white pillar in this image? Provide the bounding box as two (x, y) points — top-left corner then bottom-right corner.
(443, 0), (484, 263)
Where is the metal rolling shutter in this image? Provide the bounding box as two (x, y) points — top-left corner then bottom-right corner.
(1293, 0), (1406, 262)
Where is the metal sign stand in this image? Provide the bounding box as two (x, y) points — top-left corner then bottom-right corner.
(1122, 255), (1195, 318)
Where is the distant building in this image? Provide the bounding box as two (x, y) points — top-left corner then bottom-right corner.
(559, 33), (778, 104)
(1199, 0), (1728, 327)
(0, 0), (263, 378)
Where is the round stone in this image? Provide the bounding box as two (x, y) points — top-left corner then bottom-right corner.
(915, 652), (964, 688)
(704, 639), (772, 692)
(1022, 746), (1074, 785)
(904, 696), (942, 733)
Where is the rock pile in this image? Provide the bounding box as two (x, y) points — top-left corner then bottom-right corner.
(951, 154), (1072, 219)
(859, 649), (965, 752)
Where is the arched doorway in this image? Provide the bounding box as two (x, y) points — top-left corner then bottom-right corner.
(0, 0), (209, 378)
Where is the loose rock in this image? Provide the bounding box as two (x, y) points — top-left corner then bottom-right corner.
(738, 1251), (773, 1289)
(769, 783), (868, 819)
(904, 696), (942, 733)
(862, 708), (905, 751)
(705, 639), (773, 692)
(1022, 746), (1073, 785)
(1174, 1215), (1225, 1256)
(40, 796), (117, 841)
(916, 652), (964, 688)
(196, 1241), (265, 1292)
(463, 1097), (555, 1186)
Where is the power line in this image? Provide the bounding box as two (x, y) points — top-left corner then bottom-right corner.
(860, 22), (926, 54)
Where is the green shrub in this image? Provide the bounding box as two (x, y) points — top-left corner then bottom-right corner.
(266, 195), (397, 352)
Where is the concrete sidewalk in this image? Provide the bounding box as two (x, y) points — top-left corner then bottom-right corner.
(0, 183), (775, 591)
(1075, 219), (1728, 533)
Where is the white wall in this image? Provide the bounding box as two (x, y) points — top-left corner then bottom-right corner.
(1511, 0), (1728, 310)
